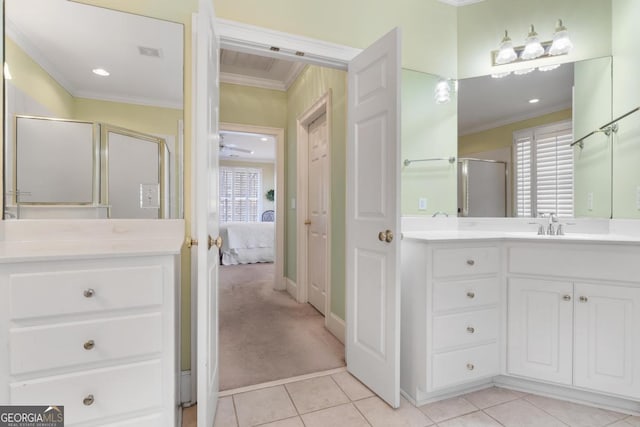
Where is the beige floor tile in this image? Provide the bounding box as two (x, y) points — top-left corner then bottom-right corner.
(215, 397), (238, 427)
(256, 417), (304, 427)
(332, 371), (375, 401)
(419, 396), (477, 423)
(463, 386), (520, 409)
(182, 405), (197, 427)
(624, 416), (640, 427)
(437, 411), (502, 427)
(285, 375), (349, 414)
(607, 421), (635, 427)
(233, 386), (297, 427)
(355, 396), (433, 427)
(524, 394), (626, 427)
(301, 403), (370, 427)
(484, 398), (566, 427)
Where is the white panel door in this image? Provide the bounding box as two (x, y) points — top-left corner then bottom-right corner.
(507, 278), (573, 385)
(194, 0), (220, 426)
(574, 283), (640, 399)
(308, 113), (328, 315)
(346, 28), (401, 408)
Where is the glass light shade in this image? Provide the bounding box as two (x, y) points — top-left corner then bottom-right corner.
(495, 30), (517, 65)
(549, 20), (573, 55)
(538, 64), (561, 72)
(514, 67), (535, 76)
(521, 25), (544, 60)
(491, 71), (512, 79)
(434, 80), (450, 104)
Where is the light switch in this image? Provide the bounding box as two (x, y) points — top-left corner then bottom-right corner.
(587, 192), (593, 211)
(140, 183), (160, 208)
(418, 198), (428, 210)
(291, 198), (296, 209)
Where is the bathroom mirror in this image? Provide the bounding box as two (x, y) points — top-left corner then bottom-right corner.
(3, 0), (184, 219)
(457, 56), (613, 218)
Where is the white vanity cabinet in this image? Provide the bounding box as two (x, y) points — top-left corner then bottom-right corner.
(401, 240), (502, 404)
(0, 254), (179, 426)
(506, 243), (640, 400)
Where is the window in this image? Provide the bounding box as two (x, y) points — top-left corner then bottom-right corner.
(513, 120), (574, 218)
(219, 167), (262, 222)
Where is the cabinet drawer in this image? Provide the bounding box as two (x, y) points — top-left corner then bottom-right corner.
(10, 265), (163, 319)
(433, 277), (499, 312)
(10, 313), (163, 375)
(10, 360), (162, 425)
(433, 247), (499, 278)
(433, 309), (498, 350)
(432, 343), (499, 390)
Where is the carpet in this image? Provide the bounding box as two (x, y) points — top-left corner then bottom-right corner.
(219, 263), (345, 391)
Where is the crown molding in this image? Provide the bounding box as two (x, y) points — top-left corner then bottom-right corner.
(216, 18), (361, 70)
(284, 62), (307, 90)
(220, 72), (286, 91)
(437, 0), (485, 6)
(73, 91), (183, 110)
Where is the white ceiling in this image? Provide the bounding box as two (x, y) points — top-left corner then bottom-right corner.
(220, 131), (275, 163)
(220, 49), (305, 91)
(437, 0), (485, 6)
(458, 63), (574, 135)
(6, 0), (183, 109)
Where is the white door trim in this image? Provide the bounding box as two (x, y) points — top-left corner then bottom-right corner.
(220, 122), (286, 291)
(296, 91), (332, 319)
(216, 18), (361, 70)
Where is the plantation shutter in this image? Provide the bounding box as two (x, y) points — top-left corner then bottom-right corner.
(535, 126), (574, 217)
(219, 167), (262, 222)
(512, 120), (573, 217)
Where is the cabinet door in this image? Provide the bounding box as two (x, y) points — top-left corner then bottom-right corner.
(574, 283), (640, 398)
(507, 278), (573, 385)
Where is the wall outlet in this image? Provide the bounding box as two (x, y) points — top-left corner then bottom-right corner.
(418, 198), (428, 210)
(587, 192), (594, 211)
(291, 198), (296, 209)
(140, 183), (160, 209)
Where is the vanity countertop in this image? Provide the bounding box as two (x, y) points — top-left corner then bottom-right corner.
(402, 230), (640, 245)
(0, 219), (185, 263)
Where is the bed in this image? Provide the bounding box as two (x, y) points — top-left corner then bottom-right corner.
(219, 222), (275, 265)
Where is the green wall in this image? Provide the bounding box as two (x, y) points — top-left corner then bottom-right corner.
(220, 83), (288, 129)
(286, 65), (347, 320)
(612, 0), (640, 218)
(215, 0), (458, 78)
(401, 70), (458, 216)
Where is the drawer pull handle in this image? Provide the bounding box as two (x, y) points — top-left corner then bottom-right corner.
(466, 259), (475, 266)
(466, 363), (475, 371)
(466, 291), (475, 299)
(466, 326), (475, 334)
(84, 340), (95, 350)
(83, 394), (95, 406)
(563, 295), (571, 301)
(83, 288), (95, 298)
(579, 296), (588, 303)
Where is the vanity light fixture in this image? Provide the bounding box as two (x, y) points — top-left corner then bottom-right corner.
(538, 64), (561, 72)
(491, 71), (512, 79)
(492, 19), (573, 67)
(549, 19), (573, 56)
(434, 79), (451, 104)
(92, 68), (110, 77)
(521, 25), (545, 60)
(514, 67), (535, 76)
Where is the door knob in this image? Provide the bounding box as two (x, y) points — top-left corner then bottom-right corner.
(378, 230), (394, 243)
(186, 235), (221, 250)
(563, 295), (571, 301)
(304, 220), (311, 226)
(83, 340), (95, 350)
(213, 236), (223, 249)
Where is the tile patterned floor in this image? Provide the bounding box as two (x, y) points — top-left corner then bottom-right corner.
(183, 371), (640, 427)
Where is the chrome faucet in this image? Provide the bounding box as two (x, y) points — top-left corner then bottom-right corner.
(432, 211), (449, 217)
(547, 213), (558, 235)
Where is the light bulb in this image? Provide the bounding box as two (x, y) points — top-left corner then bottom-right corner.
(521, 25), (544, 60)
(434, 79), (451, 104)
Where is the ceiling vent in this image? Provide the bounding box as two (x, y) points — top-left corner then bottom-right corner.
(138, 46), (163, 58)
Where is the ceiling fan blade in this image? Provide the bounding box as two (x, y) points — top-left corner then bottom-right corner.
(219, 144), (253, 154)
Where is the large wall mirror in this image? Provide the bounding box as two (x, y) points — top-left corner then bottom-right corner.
(400, 57), (615, 220)
(3, 0), (184, 219)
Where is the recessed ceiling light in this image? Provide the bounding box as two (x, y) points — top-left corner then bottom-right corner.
(260, 137), (269, 142)
(529, 98), (540, 104)
(92, 68), (110, 77)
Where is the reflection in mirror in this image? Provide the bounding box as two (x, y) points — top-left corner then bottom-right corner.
(3, 0), (184, 219)
(458, 57), (613, 218)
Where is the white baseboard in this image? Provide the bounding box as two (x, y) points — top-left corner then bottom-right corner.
(326, 312), (345, 344)
(180, 371), (192, 404)
(286, 277), (297, 300)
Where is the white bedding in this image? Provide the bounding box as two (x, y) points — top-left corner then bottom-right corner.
(219, 222), (274, 265)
